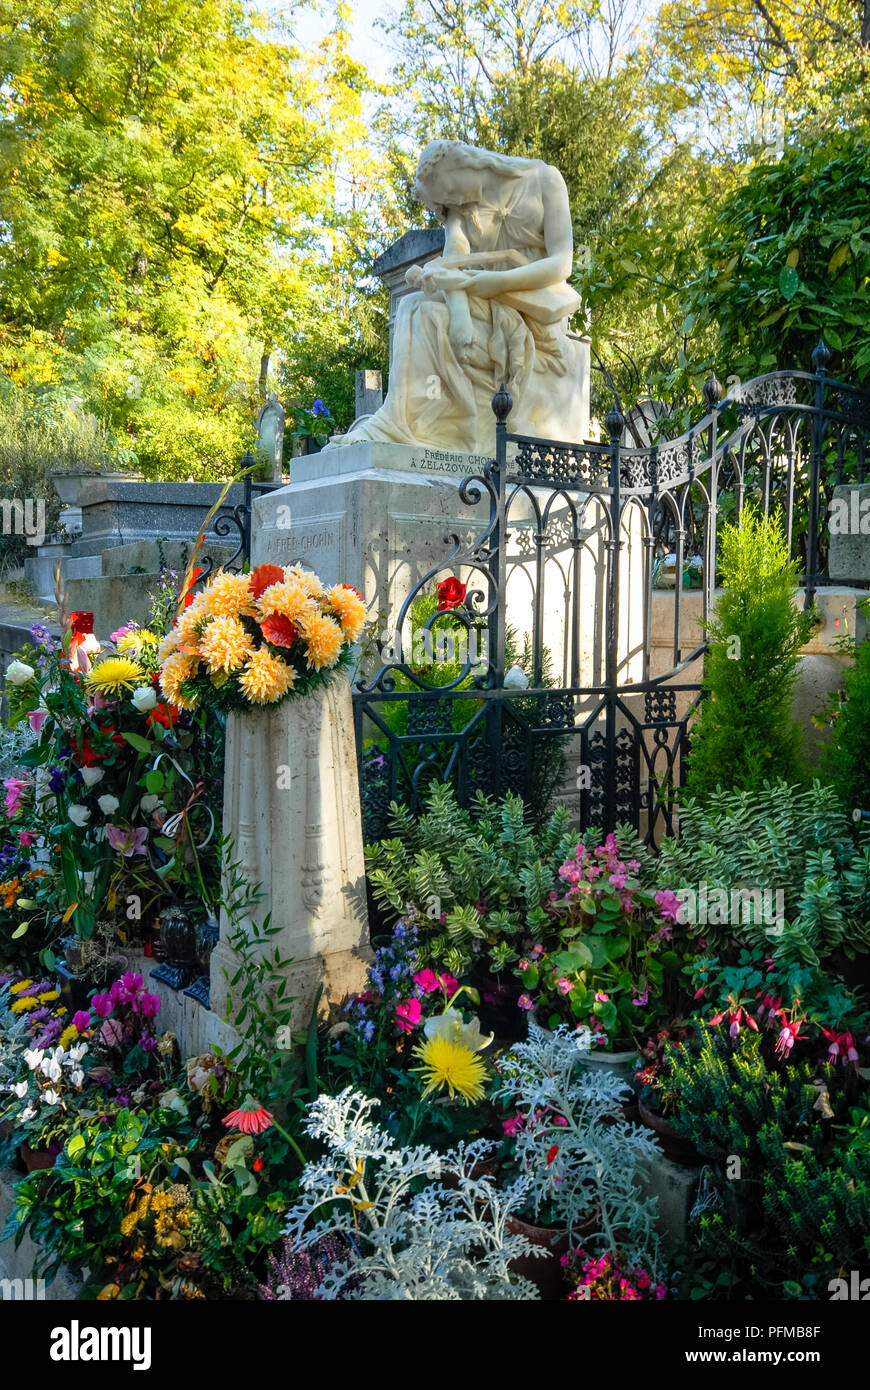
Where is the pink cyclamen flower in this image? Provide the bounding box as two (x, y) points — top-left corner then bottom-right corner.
(71, 1010), (92, 1033)
(105, 825), (148, 858)
(557, 977), (573, 995)
(395, 997), (422, 1032)
(100, 1017), (124, 1047)
(140, 992), (160, 1019)
(91, 993), (113, 1018)
(517, 994), (534, 1011)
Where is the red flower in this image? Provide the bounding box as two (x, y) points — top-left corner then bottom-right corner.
(76, 734), (99, 767)
(222, 1095), (274, 1135)
(259, 614), (297, 648)
(343, 584), (364, 601)
(148, 702), (180, 729)
(182, 567), (204, 609)
(436, 577), (467, 611)
(252, 1156), (264, 1173)
(546, 1145), (560, 1166)
(250, 564), (285, 600)
(70, 611), (94, 636)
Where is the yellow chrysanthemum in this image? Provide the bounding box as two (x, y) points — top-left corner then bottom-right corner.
(325, 585), (367, 643)
(201, 571), (254, 618)
(86, 657), (146, 695)
(299, 611), (344, 670)
(160, 651), (199, 705)
(197, 616), (253, 674)
(284, 563), (324, 600)
(412, 1034), (488, 1103)
(117, 628), (159, 653)
(257, 578), (318, 625)
(10, 979), (33, 994)
(237, 649), (295, 704)
(11, 996), (39, 1013)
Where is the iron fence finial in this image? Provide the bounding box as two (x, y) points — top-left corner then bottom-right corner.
(812, 338), (831, 374)
(492, 383), (513, 421)
(702, 371), (722, 406)
(604, 395), (625, 439)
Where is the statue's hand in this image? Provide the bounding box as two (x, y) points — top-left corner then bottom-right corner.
(463, 269), (511, 298)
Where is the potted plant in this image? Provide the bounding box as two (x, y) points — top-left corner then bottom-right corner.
(635, 1023), (702, 1165)
(494, 1021), (662, 1299)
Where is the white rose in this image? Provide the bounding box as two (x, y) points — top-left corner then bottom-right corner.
(68, 804), (91, 827)
(140, 794), (160, 813)
(5, 659), (35, 685)
(131, 686), (158, 712)
(97, 794), (119, 815)
(80, 767), (104, 787)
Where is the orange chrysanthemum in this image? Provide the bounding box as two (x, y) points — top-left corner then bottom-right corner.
(197, 616), (254, 674)
(176, 592), (210, 645)
(285, 563), (324, 600)
(299, 611), (344, 670)
(237, 649), (295, 704)
(201, 571), (254, 618)
(325, 584), (367, 643)
(159, 651), (199, 706)
(257, 578), (317, 625)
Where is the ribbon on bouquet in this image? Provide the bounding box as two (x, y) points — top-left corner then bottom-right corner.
(150, 752), (215, 849)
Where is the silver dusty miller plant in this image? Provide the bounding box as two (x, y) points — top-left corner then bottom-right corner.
(283, 1087), (544, 1300)
(495, 1021), (662, 1263)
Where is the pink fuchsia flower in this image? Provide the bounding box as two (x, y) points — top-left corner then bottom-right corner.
(71, 1010), (92, 1033)
(3, 777), (27, 817)
(222, 1094), (274, 1135)
(517, 994), (534, 1011)
(775, 1018), (805, 1059)
(557, 977), (573, 995)
(105, 825), (148, 858)
(821, 1028), (859, 1069)
(91, 993), (113, 1018)
(693, 986), (706, 1000)
(413, 968), (442, 994)
(395, 997), (422, 1032)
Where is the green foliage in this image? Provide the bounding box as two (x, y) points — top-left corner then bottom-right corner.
(685, 509), (814, 799)
(657, 780), (870, 960)
(822, 600), (870, 814)
(686, 130), (870, 381)
(668, 1025), (870, 1297)
(365, 783), (577, 975)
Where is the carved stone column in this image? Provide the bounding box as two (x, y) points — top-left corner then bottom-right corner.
(206, 677), (371, 1049)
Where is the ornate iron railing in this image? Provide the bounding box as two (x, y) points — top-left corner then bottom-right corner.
(351, 341), (870, 847)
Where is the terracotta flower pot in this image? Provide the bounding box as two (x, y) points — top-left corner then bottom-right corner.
(20, 1143), (60, 1173)
(507, 1210), (597, 1301)
(638, 1098), (702, 1166)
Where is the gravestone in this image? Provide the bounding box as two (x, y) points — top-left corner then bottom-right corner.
(828, 483), (870, 583)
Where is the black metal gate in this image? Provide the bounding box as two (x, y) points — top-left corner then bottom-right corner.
(353, 341), (870, 847)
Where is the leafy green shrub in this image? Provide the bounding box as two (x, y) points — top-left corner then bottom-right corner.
(685, 508), (814, 799)
(365, 784), (579, 978)
(657, 780), (870, 962)
(668, 1025), (870, 1298)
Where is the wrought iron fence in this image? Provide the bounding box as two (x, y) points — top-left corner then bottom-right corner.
(352, 341), (869, 847)
(197, 457), (283, 580)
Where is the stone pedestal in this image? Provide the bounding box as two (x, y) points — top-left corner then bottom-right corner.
(829, 483), (870, 583)
(206, 679), (371, 1047)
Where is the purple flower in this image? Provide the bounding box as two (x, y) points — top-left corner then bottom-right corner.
(140, 992), (160, 1019)
(517, 994), (534, 1010)
(140, 1036), (158, 1052)
(48, 767), (66, 794)
(92, 992), (113, 1018)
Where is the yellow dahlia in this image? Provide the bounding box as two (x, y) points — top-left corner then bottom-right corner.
(197, 616), (253, 674)
(412, 1034), (488, 1103)
(299, 611), (344, 670)
(86, 657), (146, 695)
(325, 585), (367, 643)
(160, 651), (199, 705)
(285, 563), (324, 600)
(257, 578), (318, 625)
(201, 571), (254, 618)
(238, 649), (295, 704)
